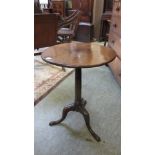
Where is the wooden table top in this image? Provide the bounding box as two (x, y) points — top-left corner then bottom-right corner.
(41, 42), (116, 68)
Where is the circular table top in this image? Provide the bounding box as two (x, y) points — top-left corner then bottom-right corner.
(41, 42), (116, 68)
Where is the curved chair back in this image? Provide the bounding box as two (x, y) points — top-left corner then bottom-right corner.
(58, 10), (81, 30)
(57, 10), (81, 43)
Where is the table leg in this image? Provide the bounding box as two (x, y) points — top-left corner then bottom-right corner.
(49, 104), (75, 126)
(78, 106), (101, 142)
(49, 68), (101, 142)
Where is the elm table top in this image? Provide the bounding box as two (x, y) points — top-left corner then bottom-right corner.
(41, 42), (116, 68)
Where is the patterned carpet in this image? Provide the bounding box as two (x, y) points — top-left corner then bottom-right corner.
(34, 56), (73, 105)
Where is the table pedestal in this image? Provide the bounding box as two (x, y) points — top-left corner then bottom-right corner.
(49, 68), (101, 142)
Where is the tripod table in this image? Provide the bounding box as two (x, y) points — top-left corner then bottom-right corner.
(41, 42), (116, 142)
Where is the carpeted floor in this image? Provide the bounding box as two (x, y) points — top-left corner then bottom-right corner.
(34, 66), (121, 155)
(34, 55), (73, 105)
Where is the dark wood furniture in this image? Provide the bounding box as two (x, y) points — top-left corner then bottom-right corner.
(43, 8), (53, 13)
(41, 42), (116, 142)
(71, 0), (94, 22)
(99, 11), (112, 42)
(34, 0), (42, 13)
(57, 10), (81, 42)
(70, 0), (94, 42)
(108, 0), (121, 85)
(48, 0), (65, 16)
(57, 0), (94, 42)
(75, 22), (94, 42)
(34, 13), (59, 51)
(99, 0), (113, 42)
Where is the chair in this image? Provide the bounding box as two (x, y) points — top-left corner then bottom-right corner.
(57, 10), (81, 43)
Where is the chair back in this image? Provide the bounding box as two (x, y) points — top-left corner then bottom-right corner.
(57, 10), (81, 42)
(58, 10), (81, 32)
(69, 10), (81, 34)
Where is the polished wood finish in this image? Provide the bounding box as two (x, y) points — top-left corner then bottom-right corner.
(112, 0), (121, 16)
(72, 0), (94, 22)
(34, 13), (59, 49)
(41, 42), (116, 142)
(108, 29), (120, 48)
(110, 15), (121, 36)
(48, 0), (65, 16)
(108, 0), (121, 85)
(41, 42), (116, 68)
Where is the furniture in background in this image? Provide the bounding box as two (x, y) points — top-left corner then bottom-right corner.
(41, 42), (116, 142)
(43, 8), (53, 13)
(75, 22), (94, 42)
(71, 0), (94, 42)
(39, 0), (94, 21)
(57, 10), (81, 43)
(40, 0), (94, 42)
(34, 13), (59, 54)
(108, 0), (121, 85)
(34, 0), (42, 13)
(99, 0), (113, 42)
(99, 11), (112, 43)
(48, 0), (65, 16)
(71, 0), (94, 23)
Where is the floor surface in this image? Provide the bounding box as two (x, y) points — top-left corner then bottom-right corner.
(34, 66), (121, 155)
